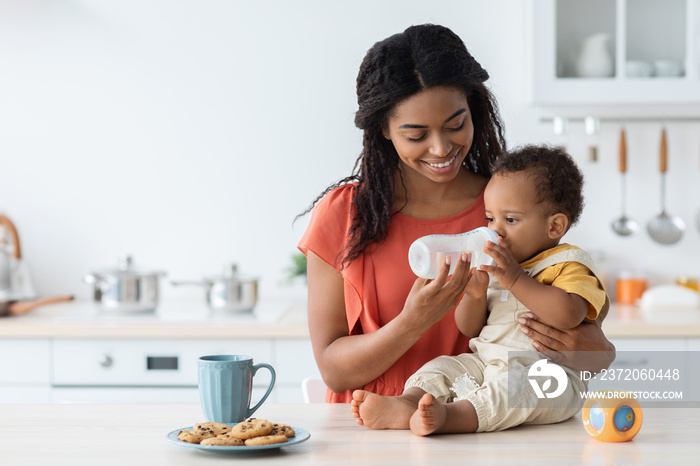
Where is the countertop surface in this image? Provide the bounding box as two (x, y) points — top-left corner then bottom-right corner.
(0, 299), (310, 339)
(1, 300), (700, 339)
(2, 402), (698, 465)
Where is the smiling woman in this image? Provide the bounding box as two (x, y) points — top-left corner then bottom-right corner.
(383, 87), (483, 220)
(296, 23), (615, 405)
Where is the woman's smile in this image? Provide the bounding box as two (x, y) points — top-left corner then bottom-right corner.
(424, 151), (459, 170)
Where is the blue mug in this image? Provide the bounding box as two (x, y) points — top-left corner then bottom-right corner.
(197, 355), (276, 424)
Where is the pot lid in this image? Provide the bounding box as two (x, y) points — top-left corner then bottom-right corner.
(203, 262), (257, 283)
(91, 254), (166, 278)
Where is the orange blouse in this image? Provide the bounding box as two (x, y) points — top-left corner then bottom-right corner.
(298, 183), (488, 402)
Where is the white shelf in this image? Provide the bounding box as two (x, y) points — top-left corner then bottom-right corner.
(531, 0), (700, 107)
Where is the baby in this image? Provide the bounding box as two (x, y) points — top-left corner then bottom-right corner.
(351, 144), (609, 435)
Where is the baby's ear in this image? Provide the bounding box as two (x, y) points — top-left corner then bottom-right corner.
(548, 213), (569, 239)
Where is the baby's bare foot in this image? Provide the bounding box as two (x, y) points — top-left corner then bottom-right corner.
(351, 389), (416, 429)
(409, 392), (447, 436)
(350, 390), (364, 424)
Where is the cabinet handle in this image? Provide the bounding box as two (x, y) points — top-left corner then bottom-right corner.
(99, 355), (113, 368)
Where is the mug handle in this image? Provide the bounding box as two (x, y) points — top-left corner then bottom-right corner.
(246, 363), (276, 418)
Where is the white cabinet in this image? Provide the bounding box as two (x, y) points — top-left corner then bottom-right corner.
(274, 339), (323, 403)
(532, 0), (700, 105)
(0, 339), (51, 403)
(51, 339), (274, 387)
(605, 338), (698, 403)
(49, 338), (318, 404)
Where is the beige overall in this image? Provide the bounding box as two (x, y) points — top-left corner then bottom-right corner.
(404, 248), (610, 432)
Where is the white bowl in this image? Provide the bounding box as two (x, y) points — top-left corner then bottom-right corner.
(653, 60), (684, 77)
(625, 60), (654, 77)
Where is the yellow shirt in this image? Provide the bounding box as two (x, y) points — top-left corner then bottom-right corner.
(520, 244), (607, 320)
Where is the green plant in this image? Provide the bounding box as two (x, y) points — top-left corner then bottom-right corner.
(286, 252), (307, 283)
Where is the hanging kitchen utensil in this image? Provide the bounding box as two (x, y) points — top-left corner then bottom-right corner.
(0, 214), (36, 299)
(584, 116), (600, 162)
(697, 136), (700, 234)
(611, 127), (637, 236)
(647, 127), (685, 245)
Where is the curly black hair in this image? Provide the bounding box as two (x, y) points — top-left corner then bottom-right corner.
(299, 24), (506, 268)
(492, 144), (585, 228)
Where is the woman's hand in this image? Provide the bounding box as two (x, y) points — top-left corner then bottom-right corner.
(518, 312), (616, 374)
(307, 251), (473, 394)
(402, 253), (472, 333)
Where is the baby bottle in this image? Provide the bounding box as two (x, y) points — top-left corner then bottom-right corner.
(408, 227), (499, 279)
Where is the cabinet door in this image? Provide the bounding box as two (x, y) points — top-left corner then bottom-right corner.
(532, 0), (700, 105)
(0, 339), (50, 384)
(593, 338), (688, 400)
(273, 339), (322, 403)
(0, 339), (51, 403)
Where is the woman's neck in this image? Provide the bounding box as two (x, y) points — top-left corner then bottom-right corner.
(393, 166), (486, 219)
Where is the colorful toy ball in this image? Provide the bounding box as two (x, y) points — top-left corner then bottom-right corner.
(582, 390), (643, 442)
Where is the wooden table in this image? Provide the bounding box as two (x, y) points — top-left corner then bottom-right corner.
(1, 403), (698, 465)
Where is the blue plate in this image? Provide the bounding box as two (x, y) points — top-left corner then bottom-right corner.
(166, 425), (310, 453)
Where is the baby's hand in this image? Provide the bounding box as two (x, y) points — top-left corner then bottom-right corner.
(480, 238), (526, 290)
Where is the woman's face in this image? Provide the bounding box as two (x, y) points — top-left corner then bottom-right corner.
(384, 86), (474, 184)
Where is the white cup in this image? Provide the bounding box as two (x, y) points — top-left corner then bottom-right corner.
(625, 60), (654, 77)
(653, 60), (684, 77)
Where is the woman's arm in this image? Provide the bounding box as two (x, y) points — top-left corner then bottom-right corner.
(306, 251), (471, 393)
(518, 312), (616, 373)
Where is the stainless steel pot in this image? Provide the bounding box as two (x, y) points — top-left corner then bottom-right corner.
(84, 255), (166, 313)
(171, 263), (258, 313)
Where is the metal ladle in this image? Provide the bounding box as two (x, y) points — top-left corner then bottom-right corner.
(611, 128), (638, 236)
(697, 140), (700, 233)
(647, 127), (685, 245)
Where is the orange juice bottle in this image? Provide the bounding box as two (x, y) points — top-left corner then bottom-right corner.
(615, 270), (647, 305)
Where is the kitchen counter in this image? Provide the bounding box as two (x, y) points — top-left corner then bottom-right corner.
(1, 300), (699, 339)
(601, 304), (700, 338)
(0, 299), (310, 339)
(2, 402), (698, 465)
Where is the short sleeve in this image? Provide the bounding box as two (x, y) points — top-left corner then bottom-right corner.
(297, 184), (355, 270)
(550, 262), (607, 320)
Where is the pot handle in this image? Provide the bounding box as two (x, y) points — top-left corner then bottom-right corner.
(0, 214), (21, 259)
(170, 280), (208, 287)
(9, 295), (74, 315)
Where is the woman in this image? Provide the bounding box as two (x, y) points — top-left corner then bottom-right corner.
(298, 24), (614, 403)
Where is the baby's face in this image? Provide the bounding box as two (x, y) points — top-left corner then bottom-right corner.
(484, 171), (556, 263)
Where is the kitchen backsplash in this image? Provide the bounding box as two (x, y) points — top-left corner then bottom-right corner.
(0, 1), (698, 304)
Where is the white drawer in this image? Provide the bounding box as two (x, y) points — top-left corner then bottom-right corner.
(51, 339), (274, 386)
(0, 339), (50, 384)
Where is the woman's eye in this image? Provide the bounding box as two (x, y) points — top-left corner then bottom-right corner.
(447, 121), (465, 132)
(407, 134), (427, 142)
